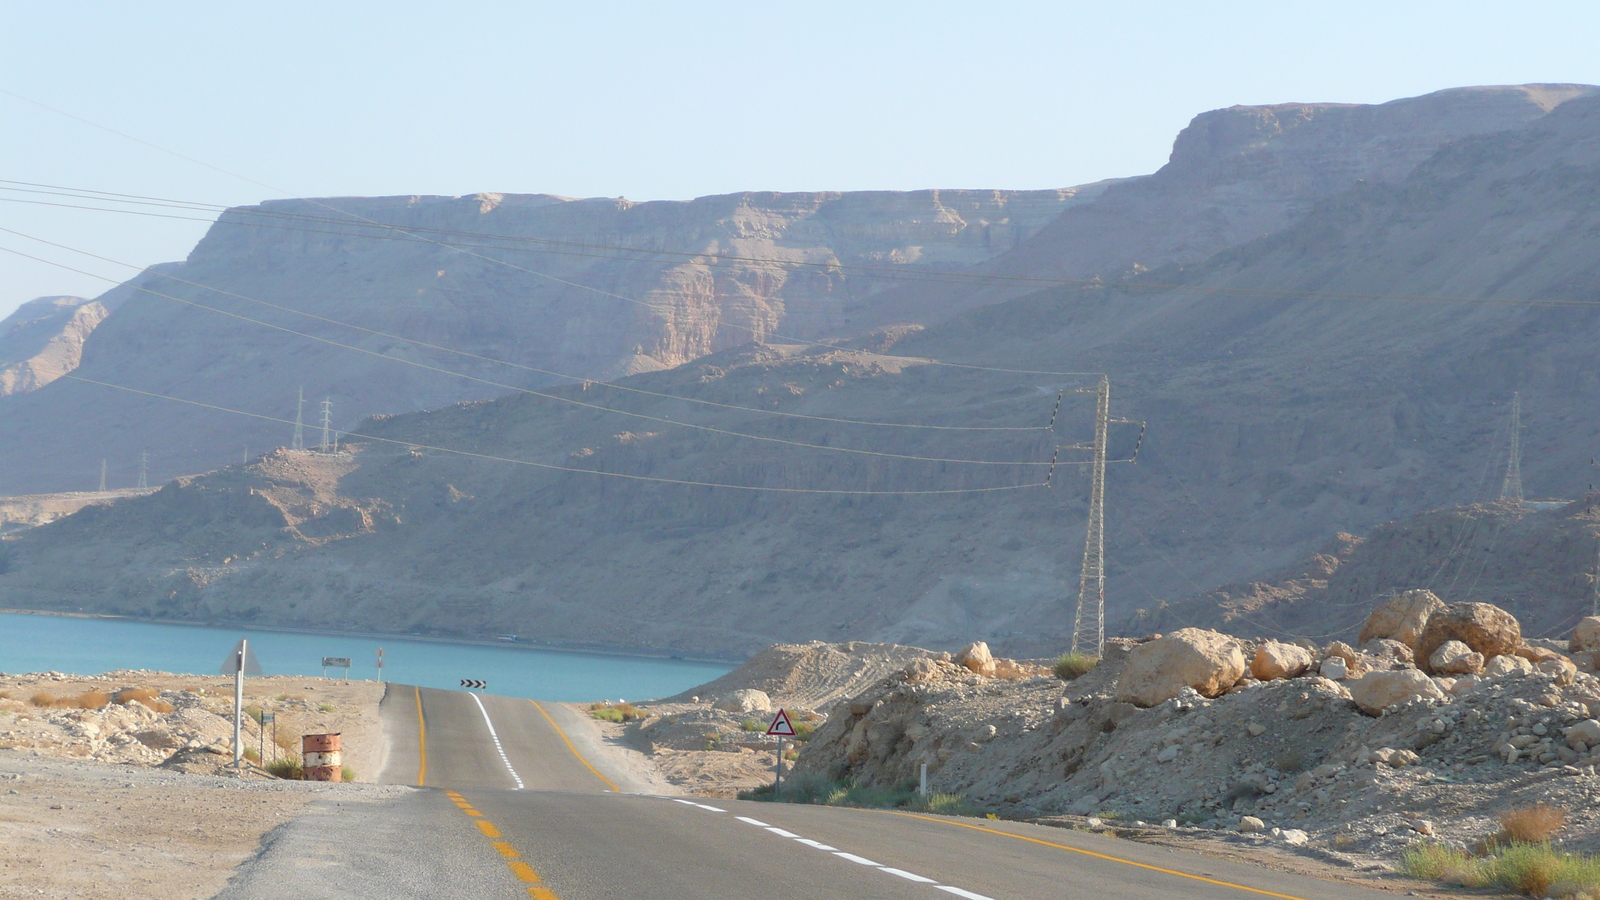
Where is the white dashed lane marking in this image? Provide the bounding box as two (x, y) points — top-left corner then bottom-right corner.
(666, 799), (995, 900)
(468, 692), (524, 790)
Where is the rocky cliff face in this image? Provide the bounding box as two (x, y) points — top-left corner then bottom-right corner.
(0, 187), (1099, 495)
(7, 86), (1600, 658)
(855, 84), (1598, 328)
(0, 297), (107, 396)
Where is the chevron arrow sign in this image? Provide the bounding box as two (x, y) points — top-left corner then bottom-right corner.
(460, 679), (487, 689)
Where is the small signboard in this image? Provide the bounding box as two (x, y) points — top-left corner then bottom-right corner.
(259, 712), (275, 725)
(322, 657), (352, 668)
(766, 709), (796, 737)
(219, 639), (263, 676)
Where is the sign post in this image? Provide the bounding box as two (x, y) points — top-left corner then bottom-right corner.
(321, 657), (352, 680)
(375, 647), (385, 683)
(766, 708), (796, 793)
(218, 639), (264, 767)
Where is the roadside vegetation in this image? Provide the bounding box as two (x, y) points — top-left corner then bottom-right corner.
(1401, 804), (1600, 897)
(739, 773), (986, 817)
(1053, 652), (1098, 681)
(589, 701), (645, 723)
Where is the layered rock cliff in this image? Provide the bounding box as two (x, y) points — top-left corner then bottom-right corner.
(0, 297), (107, 396)
(0, 187), (1100, 494)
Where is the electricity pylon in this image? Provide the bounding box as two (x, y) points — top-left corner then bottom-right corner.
(319, 398), (332, 451)
(136, 451), (148, 490)
(1071, 375), (1110, 657)
(98, 459), (106, 493)
(292, 387), (306, 451)
(1500, 392), (1523, 503)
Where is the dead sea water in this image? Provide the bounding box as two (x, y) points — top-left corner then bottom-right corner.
(0, 612), (731, 701)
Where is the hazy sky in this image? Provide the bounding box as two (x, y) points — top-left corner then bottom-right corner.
(4, 2), (1600, 319)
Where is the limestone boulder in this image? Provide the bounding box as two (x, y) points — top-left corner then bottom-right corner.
(1319, 656), (1349, 680)
(1417, 602), (1521, 662)
(1484, 654), (1535, 678)
(1571, 617), (1600, 653)
(1115, 628), (1246, 706)
(1251, 641), (1313, 681)
(1428, 640), (1485, 676)
(1566, 719), (1600, 749)
(1362, 638), (1415, 666)
(1348, 668), (1446, 715)
(955, 642), (997, 677)
(1539, 657), (1578, 685)
(1358, 589), (1446, 654)
(1513, 643), (1565, 664)
(715, 689), (772, 714)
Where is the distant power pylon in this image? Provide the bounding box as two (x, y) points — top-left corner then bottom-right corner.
(1500, 392), (1523, 504)
(1072, 376), (1111, 658)
(292, 387), (306, 451)
(319, 398), (333, 451)
(136, 451), (148, 490)
(98, 459), (106, 493)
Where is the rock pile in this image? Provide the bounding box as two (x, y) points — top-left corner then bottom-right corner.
(793, 598), (1600, 863)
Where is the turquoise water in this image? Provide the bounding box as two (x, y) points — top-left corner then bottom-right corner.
(0, 613), (732, 702)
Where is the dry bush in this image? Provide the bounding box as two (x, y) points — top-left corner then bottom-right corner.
(112, 687), (173, 712)
(75, 690), (110, 710)
(0, 691), (11, 700)
(1502, 803), (1568, 844)
(29, 692), (55, 707)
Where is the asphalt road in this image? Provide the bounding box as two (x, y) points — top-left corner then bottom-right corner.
(219, 684), (1405, 900)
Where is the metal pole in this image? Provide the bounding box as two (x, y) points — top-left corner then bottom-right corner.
(233, 639), (246, 766)
(775, 738), (784, 793)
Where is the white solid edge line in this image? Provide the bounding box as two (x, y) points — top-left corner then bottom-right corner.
(795, 839), (839, 851)
(467, 692), (524, 790)
(736, 817), (771, 826)
(696, 804), (726, 812)
(880, 867), (936, 884)
(833, 852), (881, 866)
(670, 798), (697, 805)
(766, 827), (800, 838)
(935, 887), (996, 900)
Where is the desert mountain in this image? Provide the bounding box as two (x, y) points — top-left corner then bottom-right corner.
(0, 188), (1097, 494)
(0, 296), (106, 396)
(7, 85), (1600, 658)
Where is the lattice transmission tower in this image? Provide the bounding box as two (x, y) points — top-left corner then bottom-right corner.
(291, 387), (306, 451)
(136, 451), (148, 490)
(1500, 392), (1523, 504)
(319, 398), (334, 452)
(1072, 376), (1111, 657)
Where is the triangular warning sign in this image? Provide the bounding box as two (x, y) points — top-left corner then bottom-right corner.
(766, 708), (796, 737)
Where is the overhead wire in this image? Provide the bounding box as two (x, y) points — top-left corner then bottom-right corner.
(0, 242), (1058, 469)
(0, 225), (1049, 433)
(10, 177), (1600, 311)
(56, 374), (1048, 496)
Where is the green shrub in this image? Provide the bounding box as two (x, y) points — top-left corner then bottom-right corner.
(741, 719), (762, 732)
(317, 703), (335, 713)
(266, 758), (303, 780)
(245, 706), (265, 724)
(738, 774), (985, 817)
(793, 722), (816, 741)
(1402, 842), (1600, 897)
(591, 706), (624, 723)
(1054, 652), (1099, 681)
(341, 765), (357, 783)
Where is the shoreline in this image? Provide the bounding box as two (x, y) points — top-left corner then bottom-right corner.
(0, 607), (745, 666)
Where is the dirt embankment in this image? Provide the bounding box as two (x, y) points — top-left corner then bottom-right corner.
(0, 670), (389, 900)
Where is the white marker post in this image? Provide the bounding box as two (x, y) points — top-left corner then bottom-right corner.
(218, 639), (263, 768)
(766, 708), (797, 793)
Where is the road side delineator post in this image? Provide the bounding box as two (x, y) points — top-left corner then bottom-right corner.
(218, 638), (264, 769)
(303, 732), (343, 782)
(766, 708), (796, 793)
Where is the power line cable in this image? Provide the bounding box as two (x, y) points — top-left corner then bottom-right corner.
(0, 225), (1049, 433)
(0, 242), (1057, 468)
(8, 180), (1600, 311)
(56, 373), (1046, 496)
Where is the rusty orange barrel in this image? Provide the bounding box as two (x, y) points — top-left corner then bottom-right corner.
(302, 733), (342, 782)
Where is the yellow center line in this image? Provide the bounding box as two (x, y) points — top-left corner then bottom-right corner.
(414, 686), (428, 787)
(508, 861), (542, 883)
(529, 700), (620, 791)
(453, 794), (563, 899)
(884, 811), (1319, 900)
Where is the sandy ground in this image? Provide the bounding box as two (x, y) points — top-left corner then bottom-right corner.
(0, 753), (411, 900)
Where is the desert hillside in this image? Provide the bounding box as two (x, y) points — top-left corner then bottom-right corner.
(7, 85), (1600, 657)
